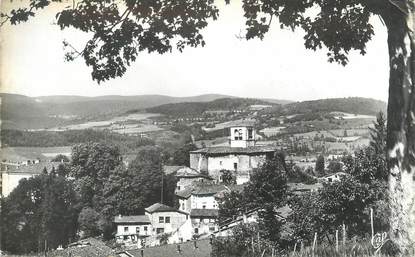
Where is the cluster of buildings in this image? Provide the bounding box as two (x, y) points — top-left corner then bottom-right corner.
(114, 122), (281, 248)
(1, 159), (64, 197)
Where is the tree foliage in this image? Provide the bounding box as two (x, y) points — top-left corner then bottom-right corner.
(315, 154), (325, 177)
(218, 153), (288, 245)
(1, 172), (79, 254)
(244, 154), (288, 210)
(70, 142), (122, 208)
(289, 176), (387, 244)
(369, 111), (387, 155)
(171, 143), (197, 166)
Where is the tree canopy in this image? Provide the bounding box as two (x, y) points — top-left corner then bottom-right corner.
(1, 172), (79, 253)
(0, 0), (393, 83)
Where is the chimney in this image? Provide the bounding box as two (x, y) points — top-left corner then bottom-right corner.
(176, 245), (181, 253)
(194, 240), (198, 249)
(140, 249), (144, 257)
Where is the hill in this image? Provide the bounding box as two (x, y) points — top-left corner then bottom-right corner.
(0, 94), (232, 130)
(0, 93), (291, 130)
(145, 98), (278, 116)
(261, 97), (387, 117)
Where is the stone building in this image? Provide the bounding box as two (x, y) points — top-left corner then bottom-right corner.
(189, 122), (278, 184)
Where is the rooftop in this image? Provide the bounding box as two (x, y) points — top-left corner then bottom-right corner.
(192, 184), (228, 196)
(190, 146), (277, 155)
(114, 215), (150, 224)
(1, 161), (63, 174)
(176, 182), (246, 199)
(49, 238), (115, 257)
(190, 209), (219, 218)
(145, 203), (186, 214)
(163, 165), (187, 175)
(175, 166), (210, 178)
(176, 187), (194, 199)
(124, 239), (212, 257)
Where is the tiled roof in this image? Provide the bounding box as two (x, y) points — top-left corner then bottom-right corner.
(176, 182), (245, 199)
(175, 167), (210, 178)
(1, 162), (63, 174)
(114, 215), (150, 224)
(176, 187), (194, 199)
(163, 165), (187, 175)
(190, 146), (277, 155)
(192, 184), (227, 196)
(145, 203), (187, 214)
(190, 209), (219, 218)
(214, 184), (246, 199)
(124, 239), (212, 257)
(48, 238), (115, 257)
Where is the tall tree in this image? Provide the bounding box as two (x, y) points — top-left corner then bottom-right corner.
(369, 111), (387, 155)
(70, 142), (122, 208)
(2, 0), (415, 250)
(1, 173), (79, 254)
(121, 146), (177, 213)
(315, 155), (325, 177)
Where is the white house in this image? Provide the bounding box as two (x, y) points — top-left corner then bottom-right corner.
(190, 209), (219, 236)
(144, 203), (189, 235)
(114, 215), (152, 247)
(1, 161), (61, 197)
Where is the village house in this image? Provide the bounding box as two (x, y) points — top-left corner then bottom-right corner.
(174, 166), (211, 193)
(1, 161), (61, 197)
(189, 122), (278, 184)
(114, 215), (152, 247)
(190, 209), (219, 236)
(114, 203), (190, 247)
(144, 203), (189, 235)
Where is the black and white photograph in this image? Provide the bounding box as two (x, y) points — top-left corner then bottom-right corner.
(0, 0), (414, 256)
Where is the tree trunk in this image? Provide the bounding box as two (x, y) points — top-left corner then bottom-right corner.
(384, 3), (415, 252)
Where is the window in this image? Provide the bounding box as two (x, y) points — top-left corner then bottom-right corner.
(159, 217), (165, 223)
(209, 227), (215, 232)
(238, 129), (243, 140)
(234, 163), (238, 170)
(194, 228), (199, 234)
(156, 228), (164, 234)
(144, 226), (148, 231)
(219, 161), (223, 166)
(234, 129), (239, 140)
(165, 217), (170, 223)
(200, 218), (204, 222)
(177, 186), (181, 191)
(202, 205), (206, 209)
(248, 128), (253, 139)
(181, 203), (185, 210)
(123, 236), (128, 240)
(124, 227), (129, 232)
(136, 227), (140, 233)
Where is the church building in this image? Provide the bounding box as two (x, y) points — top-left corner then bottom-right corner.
(189, 121), (278, 184)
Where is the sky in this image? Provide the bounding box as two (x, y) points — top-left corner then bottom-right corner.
(0, 1), (389, 101)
